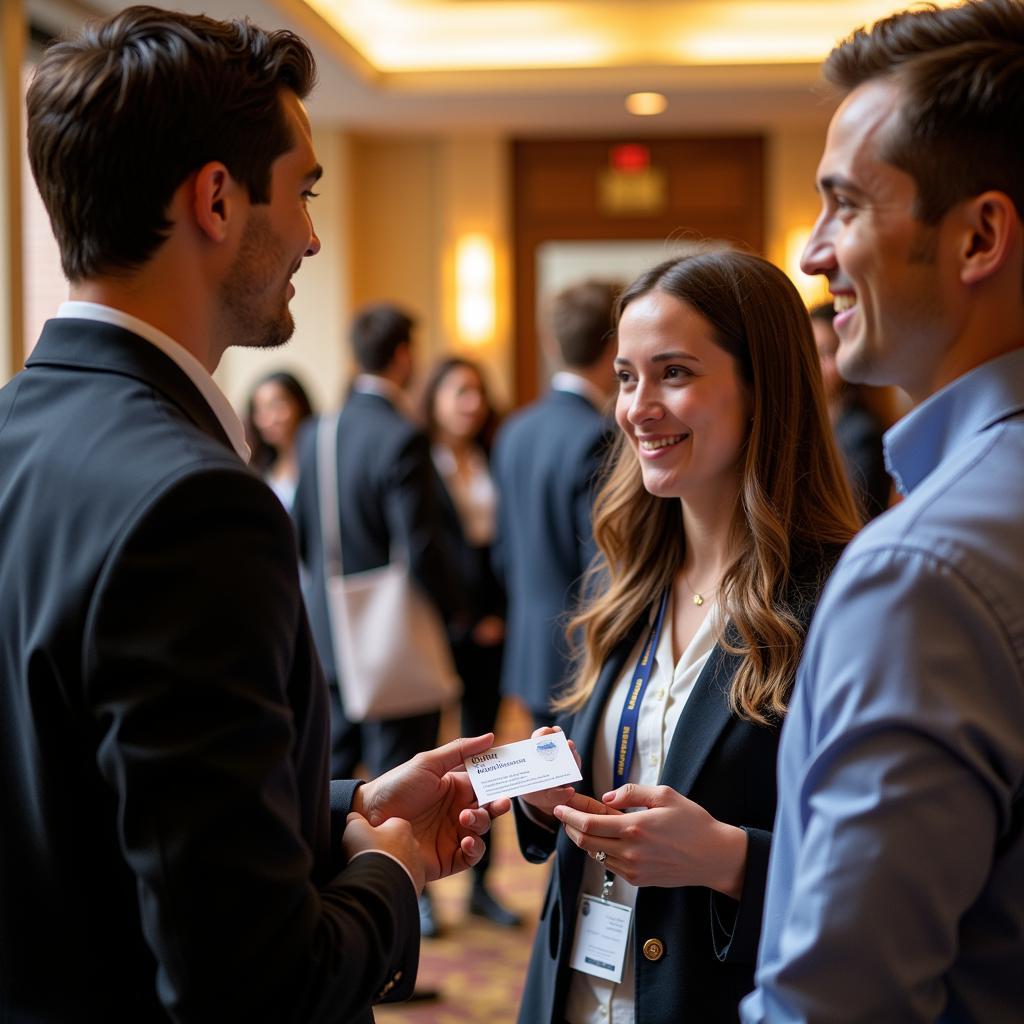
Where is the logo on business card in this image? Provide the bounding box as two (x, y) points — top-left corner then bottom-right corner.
(536, 740), (558, 762)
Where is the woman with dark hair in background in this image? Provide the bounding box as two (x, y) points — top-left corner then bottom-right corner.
(514, 251), (862, 1023)
(810, 302), (892, 519)
(422, 356), (521, 929)
(246, 370), (314, 512)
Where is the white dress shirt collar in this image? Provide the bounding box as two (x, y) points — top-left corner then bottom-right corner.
(57, 301), (250, 461)
(354, 373), (402, 403)
(551, 370), (607, 412)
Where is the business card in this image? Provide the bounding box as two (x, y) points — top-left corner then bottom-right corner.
(463, 731), (583, 804)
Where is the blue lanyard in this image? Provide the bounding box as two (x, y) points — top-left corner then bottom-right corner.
(612, 589), (669, 791)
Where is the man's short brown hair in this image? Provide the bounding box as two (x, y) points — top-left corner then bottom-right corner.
(551, 279), (619, 369)
(27, 4), (317, 282)
(824, 0), (1024, 224)
(350, 303), (415, 374)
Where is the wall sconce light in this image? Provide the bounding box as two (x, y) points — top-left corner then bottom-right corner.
(455, 232), (496, 346)
(625, 92), (667, 116)
(785, 226), (829, 308)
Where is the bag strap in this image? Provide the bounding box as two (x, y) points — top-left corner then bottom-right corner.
(316, 412), (345, 578)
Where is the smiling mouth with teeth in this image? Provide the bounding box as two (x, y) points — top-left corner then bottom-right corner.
(833, 294), (856, 313)
(639, 434), (686, 451)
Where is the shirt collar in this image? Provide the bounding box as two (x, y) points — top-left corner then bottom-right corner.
(884, 347), (1024, 496)
(551, 370), (607, 411)
(57, 301), (250, 461)
(353, 373), (409, 413)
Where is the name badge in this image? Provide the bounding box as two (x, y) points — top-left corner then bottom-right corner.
(569, 894), (632, 984)
(463, 732), (582, 804)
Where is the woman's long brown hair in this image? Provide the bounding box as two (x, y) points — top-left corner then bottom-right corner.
(557, 251), (862, 724)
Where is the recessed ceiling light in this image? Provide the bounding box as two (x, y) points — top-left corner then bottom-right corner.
(626, 92), (668, 116)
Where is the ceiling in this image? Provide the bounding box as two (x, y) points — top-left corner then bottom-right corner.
(41, 0), (957, 134)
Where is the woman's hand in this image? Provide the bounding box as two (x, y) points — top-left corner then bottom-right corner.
(518, 727), (582, 823)
(553, 783), (749, 898)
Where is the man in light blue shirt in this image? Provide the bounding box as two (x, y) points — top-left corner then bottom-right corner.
(742, 1), (1024, 1020)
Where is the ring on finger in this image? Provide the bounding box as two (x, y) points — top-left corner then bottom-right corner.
(594, 850), (607, 863)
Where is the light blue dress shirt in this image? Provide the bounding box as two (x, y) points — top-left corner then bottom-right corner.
(742, 348), (1024, 1023)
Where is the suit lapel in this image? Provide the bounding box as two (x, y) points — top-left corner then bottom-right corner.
(574, 619), (740, 799)
(571, 619), (647, 796)
(660, 643), (741, 797)
(27, 318), (235, 452)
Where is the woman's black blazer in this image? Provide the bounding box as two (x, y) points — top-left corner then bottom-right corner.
(514, 548), (840, 1024)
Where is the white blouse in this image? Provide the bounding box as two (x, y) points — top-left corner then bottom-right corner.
(431, 442), (497, 547)
(565, 595), (719, 1024)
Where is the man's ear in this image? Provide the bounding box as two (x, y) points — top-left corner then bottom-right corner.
(191, 161), (242, 244)
(959, 190), (1020, 287)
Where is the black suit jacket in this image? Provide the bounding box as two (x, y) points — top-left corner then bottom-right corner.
(513, 551), (839, 1023)
(293, 390), (462, 686)
(0, 319), (418, 1023)
(834, 399), (891, 520)
(491, 388), (612, 715)
(432, 447), (505, 638)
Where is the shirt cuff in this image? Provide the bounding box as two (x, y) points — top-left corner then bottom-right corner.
(349, 849), (420, 895)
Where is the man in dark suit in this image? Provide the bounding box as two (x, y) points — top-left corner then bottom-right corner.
(0, 9), (503, 1021)
(293, 303), (465, 938)
(492, 280), (618, 728)
(293, 303), (463, 782)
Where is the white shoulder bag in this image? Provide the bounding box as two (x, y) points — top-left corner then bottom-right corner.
(316, 413), (462, 722)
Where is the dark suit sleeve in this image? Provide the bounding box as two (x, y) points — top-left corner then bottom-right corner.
(837, 406), (891, 518)
(710, 826), (772, 965)
(330, 779), (363, 846)
(489, 435), (509, 589)
(290, 418), (317, 566)
(84, 468), (417, 1022)
(513, 797), (559, 863)
(709, 554), (840, 967)
(573, 427), (610, 575)
(385, 429), (465, 622)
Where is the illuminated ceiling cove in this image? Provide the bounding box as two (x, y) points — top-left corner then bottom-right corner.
(301, 0), (963, 75)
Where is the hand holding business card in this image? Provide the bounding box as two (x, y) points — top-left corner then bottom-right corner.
(463, 731), (583, 805)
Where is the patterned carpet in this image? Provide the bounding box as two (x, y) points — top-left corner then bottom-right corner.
(376, 700), (551, 1024)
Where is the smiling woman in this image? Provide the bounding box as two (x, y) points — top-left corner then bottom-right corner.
(512, 248), (862, 1024)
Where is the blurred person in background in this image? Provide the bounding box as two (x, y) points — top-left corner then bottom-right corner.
(293, 303), (465, 943)
(246, 369), (314, 511)
(422, 356), (521, 928)
(492, 279), (619, 730)
(514, 251), (861, 1024)
(810, 302), (891, 518)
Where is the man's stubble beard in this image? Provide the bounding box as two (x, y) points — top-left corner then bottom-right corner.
(219, 209), (295, 352)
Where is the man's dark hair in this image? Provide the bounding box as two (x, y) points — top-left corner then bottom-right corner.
(551, 279), (619, 369)
(824, 0), (1024, 224)
(350, 304), (415, 374)
(27, 4), (317, 282)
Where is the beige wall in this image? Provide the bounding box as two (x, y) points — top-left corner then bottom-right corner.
(217, 128), (353, 417)
(766, 124), (833, 308)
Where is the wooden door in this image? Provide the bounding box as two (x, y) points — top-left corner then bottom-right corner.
(512, 136), (764, 404)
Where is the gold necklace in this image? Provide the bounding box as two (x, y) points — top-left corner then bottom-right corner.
(681, 571), (717, 607)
